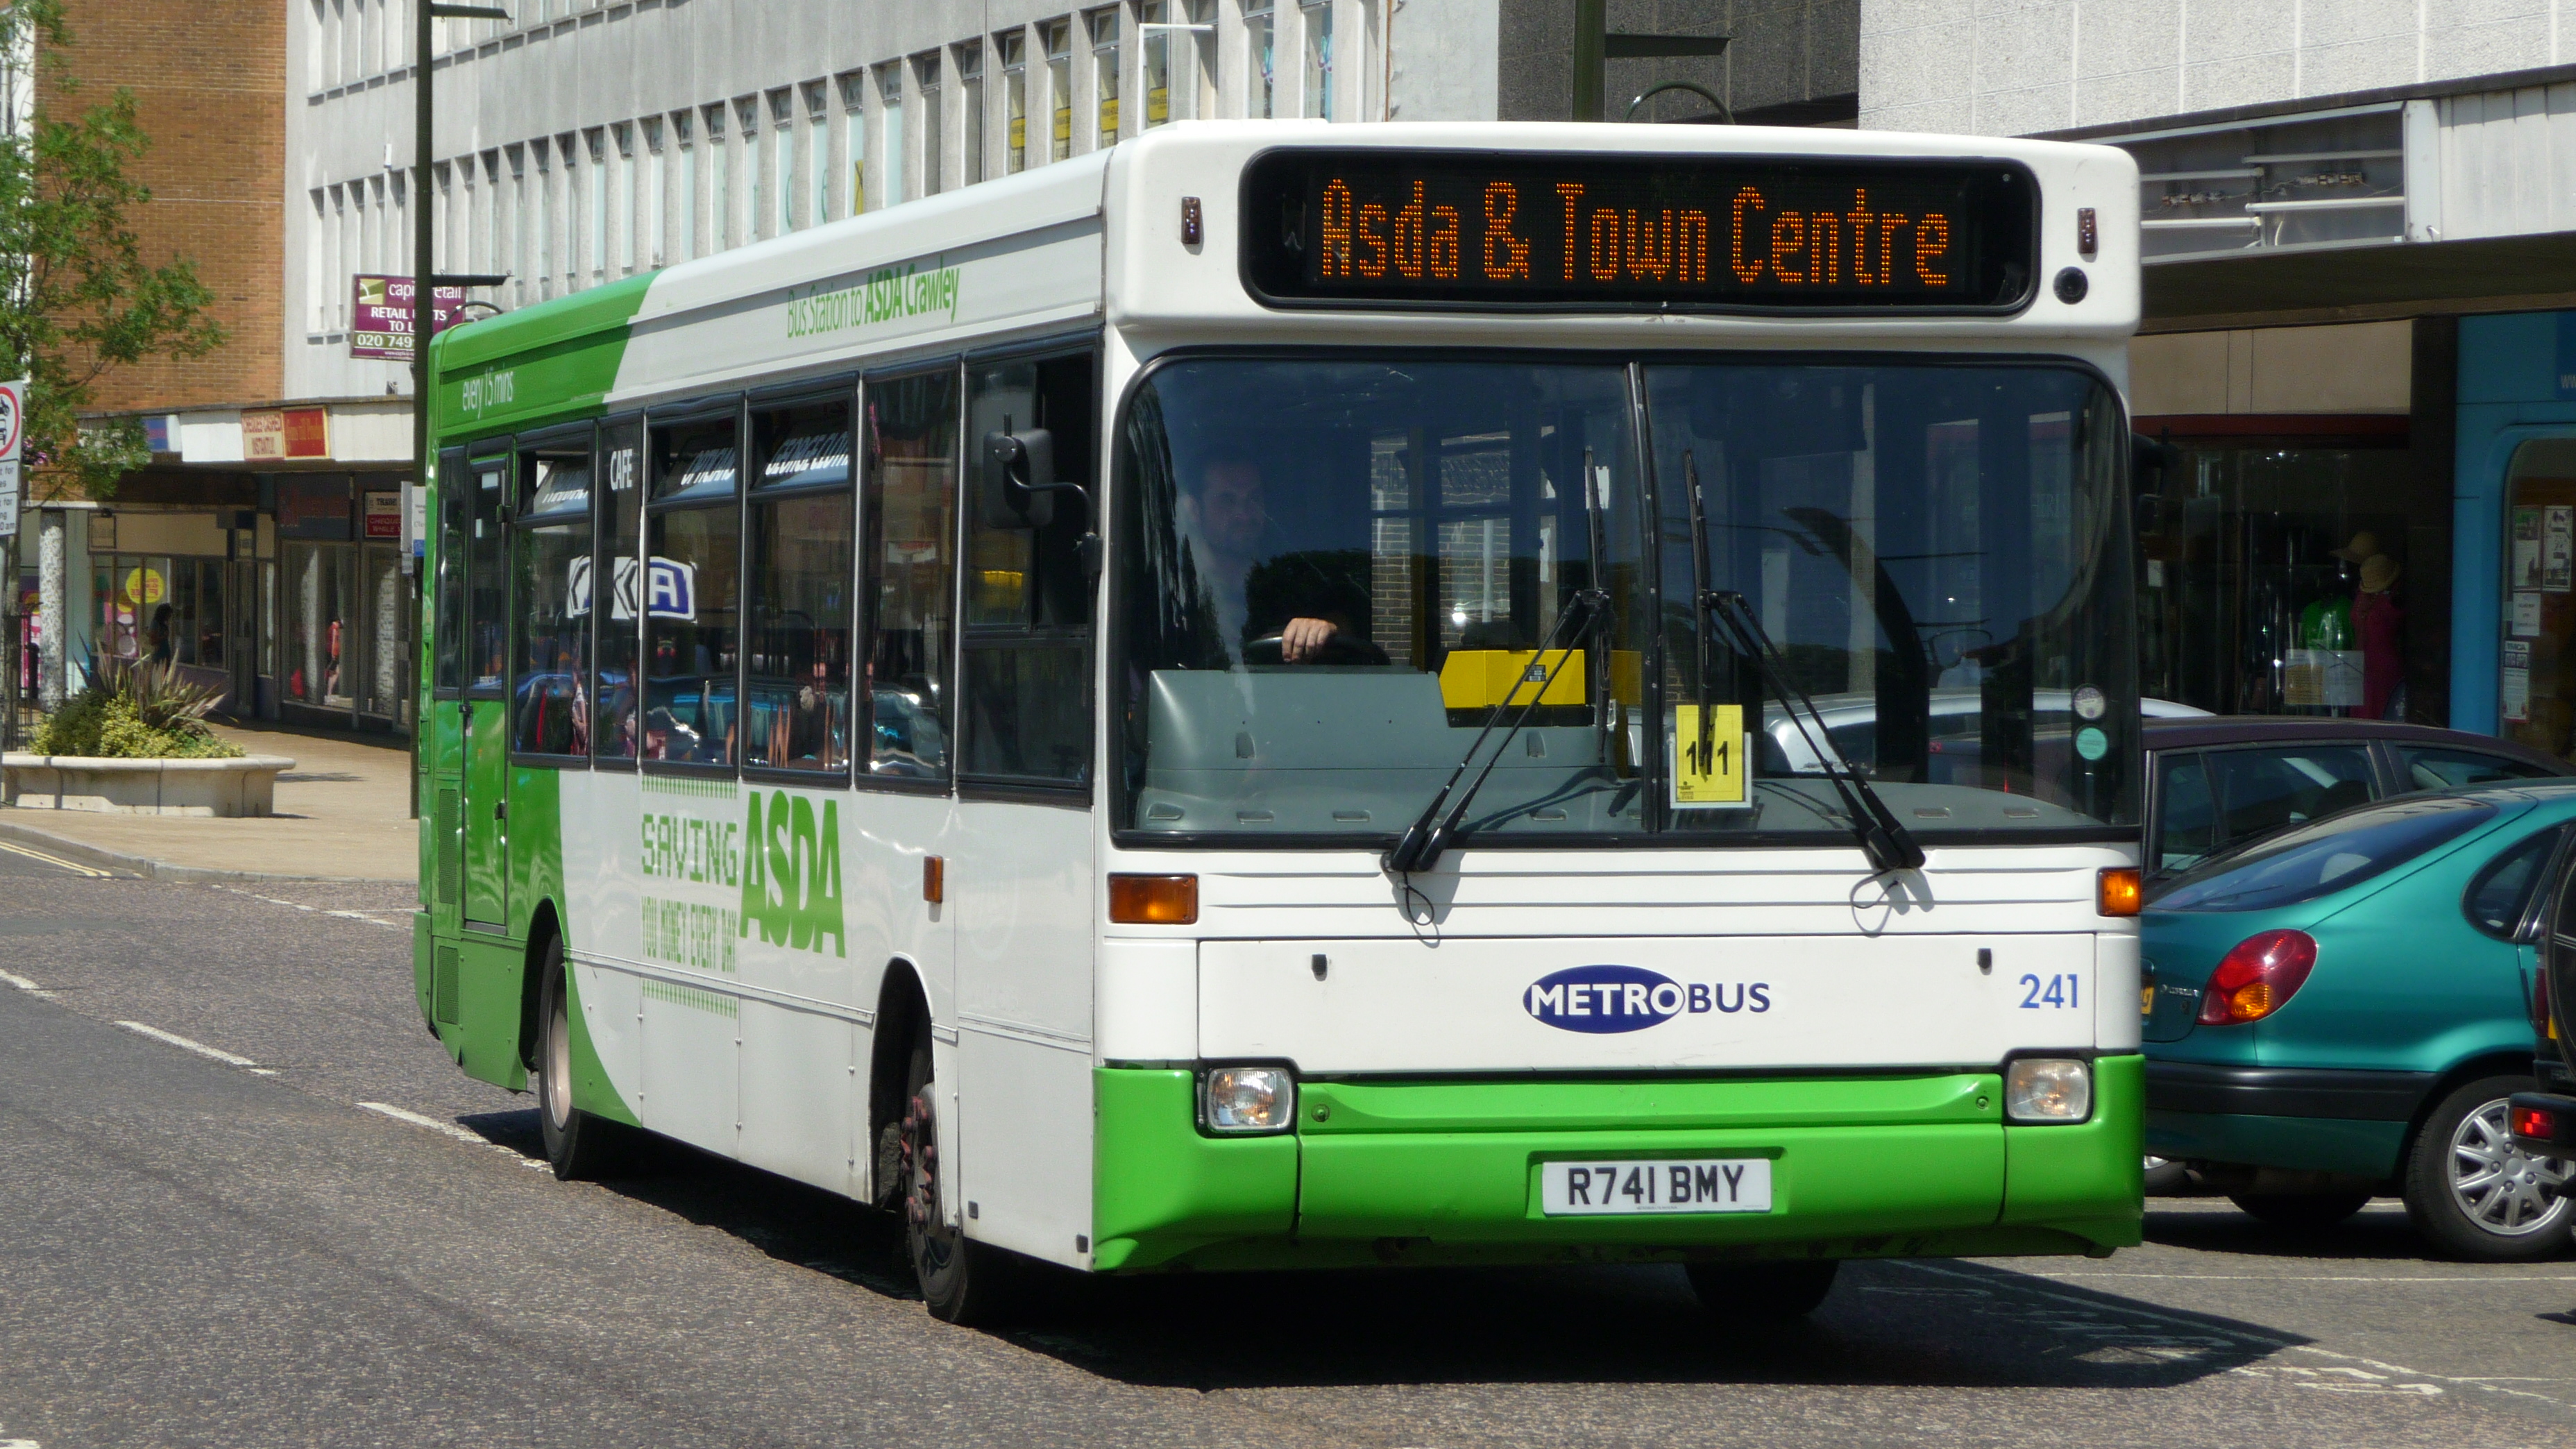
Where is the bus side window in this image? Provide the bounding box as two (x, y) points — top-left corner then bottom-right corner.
(643, 407), (743, 766)
(960, 351), (1094, 786)
(511, 431), (594, 758)
(862, 369), (960, 783)
(468, 455), (510, 695)
(594, 418), (643, 761)
(432, 446), (468, 694)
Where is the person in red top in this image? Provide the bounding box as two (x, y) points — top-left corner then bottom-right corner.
(2353, 553), (2405, 720)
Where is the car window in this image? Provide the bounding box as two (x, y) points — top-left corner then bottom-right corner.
(2157, 795), (2497, 913)
(2401, 746), (2561, 791)
(2190, 745), (2375, 867)
(2153, 751), (2217, 876)
(2464, 827), (2565, 939)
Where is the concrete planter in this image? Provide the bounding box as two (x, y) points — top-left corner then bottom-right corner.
(1, 753), (297, 817)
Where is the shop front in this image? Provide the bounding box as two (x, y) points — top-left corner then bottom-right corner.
(2455, 311), (2576, 762)
(273, 475), (412, 731)
(2130, 319), (2455, 728)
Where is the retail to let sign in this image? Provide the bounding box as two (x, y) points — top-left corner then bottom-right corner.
(0, 378), (24, 541)
(350, 275), (467, 361)
(243, 407), (330, 461)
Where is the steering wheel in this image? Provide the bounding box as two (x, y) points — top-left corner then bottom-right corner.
(1242, 629), (1392, 666)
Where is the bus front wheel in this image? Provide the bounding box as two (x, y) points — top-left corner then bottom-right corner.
(535, 937), (629, 1180)
(901, 1037), (1017, 1324)
(1686, 1260), (1840, 1323)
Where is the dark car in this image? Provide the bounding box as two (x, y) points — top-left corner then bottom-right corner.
(2144, 718), (2570, 885)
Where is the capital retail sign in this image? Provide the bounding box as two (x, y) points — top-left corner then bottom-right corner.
(0, 378), (25, 540)
(350, 275), (467, 361)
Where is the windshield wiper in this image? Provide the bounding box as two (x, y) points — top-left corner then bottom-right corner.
(1384, 587), (1609, 876)
(1699, 594), (1926, 875)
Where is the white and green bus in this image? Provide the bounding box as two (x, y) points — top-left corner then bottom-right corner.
(417, 121), (2149, 1324)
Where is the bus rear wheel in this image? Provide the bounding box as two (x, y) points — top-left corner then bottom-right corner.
(535, 937), (628, 1180)
(1686, 1260), (1840, 1323)
(900, 1037), (1017, 1325)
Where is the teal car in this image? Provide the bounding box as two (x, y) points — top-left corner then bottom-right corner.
(2143, 783), (2576, 1260)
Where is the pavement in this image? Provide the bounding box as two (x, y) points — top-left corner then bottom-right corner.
(0, 718), (418, 884)
(2, 847), (2575, 1448)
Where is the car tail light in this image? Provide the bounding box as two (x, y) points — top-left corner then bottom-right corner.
(2196, 929), (2317, 1026)
(2514, 1102), (2560, 1142)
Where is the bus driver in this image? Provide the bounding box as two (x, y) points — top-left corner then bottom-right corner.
(1176, 456), (1370, 666)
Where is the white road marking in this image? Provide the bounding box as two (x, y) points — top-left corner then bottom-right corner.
(0, 968), (53, 998)
(0, 839), (110, 876)
(1903, 1260), (2573, 1409)
(2029, 1272), (2576, 1284)
(113, 1019), (260, 1069)
(208, 885), (407, 930)
(357, 1101), (554, 1170)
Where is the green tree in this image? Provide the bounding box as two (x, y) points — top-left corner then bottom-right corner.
(0, 0), (225, 500)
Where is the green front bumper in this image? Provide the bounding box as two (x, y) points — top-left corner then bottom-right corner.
(1092, 1057), (2144, 1272)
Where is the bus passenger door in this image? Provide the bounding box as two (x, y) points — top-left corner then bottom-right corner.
(461, 452), (512, 929)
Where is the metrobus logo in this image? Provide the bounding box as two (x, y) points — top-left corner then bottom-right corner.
(1523, 964), (1771, 1033)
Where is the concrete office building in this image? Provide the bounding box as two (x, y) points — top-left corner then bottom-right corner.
(1863, 4), (2576, 768)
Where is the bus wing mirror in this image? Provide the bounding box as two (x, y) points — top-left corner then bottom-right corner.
(979, 427), (1057, 529)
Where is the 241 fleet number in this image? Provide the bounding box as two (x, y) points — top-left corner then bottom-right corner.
(2019, 973), (2079, 1010)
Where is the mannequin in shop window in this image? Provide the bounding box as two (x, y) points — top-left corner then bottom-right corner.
(2355, 552), (2405, 721)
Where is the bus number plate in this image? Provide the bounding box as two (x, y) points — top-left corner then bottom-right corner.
(1539, 1158), (1772, 1215)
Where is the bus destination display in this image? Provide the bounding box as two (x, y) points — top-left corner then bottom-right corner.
(1240, 149), (2039, 314)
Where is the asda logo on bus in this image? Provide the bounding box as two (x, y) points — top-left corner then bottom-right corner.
(1523, 963), (1770, 1034)
(638, 792), (846, 958)
(783, 261), (963, 341)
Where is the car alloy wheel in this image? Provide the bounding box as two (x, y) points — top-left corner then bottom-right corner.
(2448, 1096), (2574, 1237)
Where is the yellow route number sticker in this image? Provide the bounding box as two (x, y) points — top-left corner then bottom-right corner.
(1671, 704), (1749, 808)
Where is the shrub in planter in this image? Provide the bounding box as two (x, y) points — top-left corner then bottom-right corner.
(31, 654), (244, 760)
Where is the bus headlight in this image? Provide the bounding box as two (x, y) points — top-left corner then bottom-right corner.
(1201, 1065), (1296, 1134)
(2005, 1058), (2092, 1123)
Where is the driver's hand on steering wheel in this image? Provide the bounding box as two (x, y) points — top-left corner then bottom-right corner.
(1280, 617), (1337, 663)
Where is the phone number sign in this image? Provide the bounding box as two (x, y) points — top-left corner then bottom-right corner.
(350, 275), (469, 360)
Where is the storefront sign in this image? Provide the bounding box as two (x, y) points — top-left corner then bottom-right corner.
(0, 378), (24, 541)
(2505, 640), (2533, 722)
(274, 478), (353, 540)
(121, 566), (166, 608)
(350, 276), (468, 361)
(244, 407), (330, 461)
(362, 490), (402, 540)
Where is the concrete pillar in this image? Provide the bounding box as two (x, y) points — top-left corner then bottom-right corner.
(36, 507), (62, 711)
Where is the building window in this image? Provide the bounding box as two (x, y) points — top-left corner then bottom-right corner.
(879, 63), (905, 206)
(532, 139), (552, 299)
(738, 99), (763, 243)
(1139, 0), (1172, 128)
(308, 189), (329, 332)
(586, 128), (607, 285)
(918, 53), (942, 198)
(958, 44), (985, 186)
(1300, 0), (1330, 120)
(805, 84), (829, 226)
(1001, 31), (1027, 175)
(1092, 8), (1121, 149)
(769, 90), (795, 234)
(838, 71), (865, 217)
(704, 103), (729, 250)
(640, 118), (663, 267)
(1246, 0), (1275, 119)
(613, 123), (634, 273)
(1046, 19), (1073, 162)
(672, 110), (696, 262)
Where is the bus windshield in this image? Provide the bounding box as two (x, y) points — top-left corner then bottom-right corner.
(1115, 355), (2136, 844)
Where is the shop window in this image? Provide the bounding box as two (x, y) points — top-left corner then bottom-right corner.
(2137, 439), (2418, 720)
(962, 352), (1095, 786)
(511, 434), (593, 757)
(595, 419), (643, 759)
(862, 370), (959, 783)
(743, 396), (855, 775)
(644, 409), (740, 766)
(282, 543), (361, 708)
(2504, 439), (2576, 763)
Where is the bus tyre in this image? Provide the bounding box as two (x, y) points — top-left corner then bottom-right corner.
(2226, 1192), (2373, 1230)
(2403, 1074), (2575, 1261)
(536, 938), (628, 1181)
(901, 1039), (1016, 1325)
(1686, 1260), (1840, 1322)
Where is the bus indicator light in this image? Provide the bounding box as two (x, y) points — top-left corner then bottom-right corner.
(2097, 867), (2142, 917)
(1109, 873), (1198, 924)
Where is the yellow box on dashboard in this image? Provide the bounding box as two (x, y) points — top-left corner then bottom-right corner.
(1439, 650), (1588, 710)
